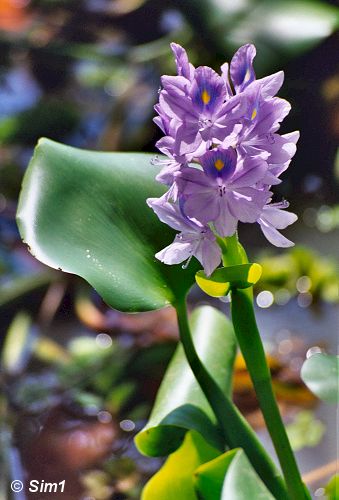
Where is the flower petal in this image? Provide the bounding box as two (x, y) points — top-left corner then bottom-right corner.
(259, 219), (295, 247)
(220, 62), (233, 98)
(257, 71), (284, 98)
(159, 90), (196, 122)
(196, 238), (222, 276)
(254, 98), (291, 135)
(170, 42), (194, 80)
(200, 147), (237, 180)
(228, 188), (269, 222)
(265, 133), (298, 164)
(230, 44), (256, 93)
(147, 198), (192, 232)
(231, 157), (267, 188)
(161, 75), (191, 97)
(214, 202), (238, 237)
(155, 240), (193, 265)
(190, 66), (226, 115)
(261, 205), (298, 229)
(175, 122), (204, 156)
(184, 191), (220, 223)
(176, 167), (213, 194)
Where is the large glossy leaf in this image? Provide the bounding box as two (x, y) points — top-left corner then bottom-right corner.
(135, 306), (236, 456)
(16, 139), (200, 312)
(194, 448), (275, 500)
(142, 430), (220, 500)
(301, 353), (339, 404)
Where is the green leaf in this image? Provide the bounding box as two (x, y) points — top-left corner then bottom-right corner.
(194, 449), (237, 499)
(194, 448), (275, 500)
(17, 139), (200, 312)
(142, 430), (220, 500)
(135, 306), (236, 456)
(196, 263), (262, 297)
(221, 449), (275, 499)
(301, 353), (339, 404)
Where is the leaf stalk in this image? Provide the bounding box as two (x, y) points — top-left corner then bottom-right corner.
(175, 298), (288, 499)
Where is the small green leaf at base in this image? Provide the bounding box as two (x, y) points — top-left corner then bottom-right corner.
(194, 449), (238, 499)
(142, 430), (220, 500)
(196, 263), (262, 297)
(194, 448), (275, 500)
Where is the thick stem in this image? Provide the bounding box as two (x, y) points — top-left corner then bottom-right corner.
(175, 298), (288, 500)
(231, 288), (308, 500)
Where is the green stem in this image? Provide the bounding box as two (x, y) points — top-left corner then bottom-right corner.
(230, 287), (307, 500)
(221, 234), (307, 498)
(175, 298), (288, 500)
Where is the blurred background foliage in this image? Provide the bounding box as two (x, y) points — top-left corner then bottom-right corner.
(0, 0), (338, 499)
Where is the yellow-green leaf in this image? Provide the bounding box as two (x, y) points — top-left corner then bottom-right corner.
(194, 448), (275, 500)
(142, 430), (220, 500)
(196, 263), (262, 297)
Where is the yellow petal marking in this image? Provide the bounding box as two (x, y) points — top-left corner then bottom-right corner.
(251, 107), (257, 120)
(201, 89), (211, 105)
(214, 159), (225, 171)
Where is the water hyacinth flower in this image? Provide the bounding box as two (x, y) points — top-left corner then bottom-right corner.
(148, 42), (299, 275)
(177, 147), (270, 237)
(147, 198), (221, 276)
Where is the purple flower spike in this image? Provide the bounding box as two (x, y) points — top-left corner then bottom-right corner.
(230, 44), (256, 93)
(150, 42), (299, 270)
(147, 198), (221, 276)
